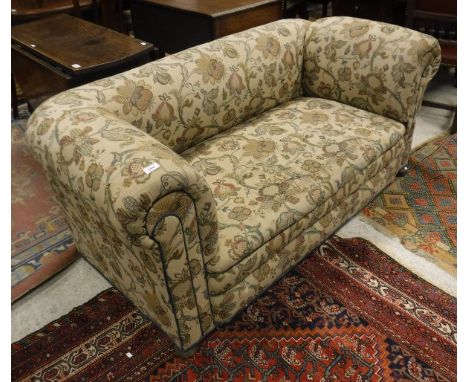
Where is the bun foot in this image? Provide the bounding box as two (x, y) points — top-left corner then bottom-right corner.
(397, 164), (409, 177)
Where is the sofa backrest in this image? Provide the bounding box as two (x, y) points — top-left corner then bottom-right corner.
(69, 19), (309, 153)
(302, 16), (440, 125)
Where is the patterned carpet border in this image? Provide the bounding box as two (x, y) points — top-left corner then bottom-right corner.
(362, 134), (456, 277)
(12, 237), (456, 381)
(12, 113), (78, 302)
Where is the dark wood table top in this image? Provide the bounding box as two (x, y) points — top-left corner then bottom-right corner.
(11, 0), (94, 19)
(133, 0), (281, 17)
(11, 14), (153, 76)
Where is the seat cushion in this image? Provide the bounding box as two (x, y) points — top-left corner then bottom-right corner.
(182, 97), (405, 292)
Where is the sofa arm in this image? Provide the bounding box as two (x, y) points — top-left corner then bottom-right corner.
(303, 16), (440, 130)
(26, 97), (218, 351)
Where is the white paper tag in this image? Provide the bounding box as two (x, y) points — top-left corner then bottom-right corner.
(143, 162), (160, 174)
(126, 352), (133, 358)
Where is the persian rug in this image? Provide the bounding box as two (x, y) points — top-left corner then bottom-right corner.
(12, 237), (456, 381)
(362, 134), (456, 276)
(11, 116), (78, 302)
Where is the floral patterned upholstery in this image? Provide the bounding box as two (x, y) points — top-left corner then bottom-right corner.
(26, 17), (440, 352)
(77, 18), (309, 154)
(182, 97), (406, 293)
(302, 16), (440, 163)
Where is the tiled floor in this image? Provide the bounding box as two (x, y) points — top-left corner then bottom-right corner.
(11, 69), (457, 343)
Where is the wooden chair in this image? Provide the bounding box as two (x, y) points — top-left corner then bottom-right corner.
(406, 0), (457, 133)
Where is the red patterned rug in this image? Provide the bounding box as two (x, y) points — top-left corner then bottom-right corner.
(12, 237), (456, 381)
(11, 118), (78, 302)
(362, 134), (456, 277)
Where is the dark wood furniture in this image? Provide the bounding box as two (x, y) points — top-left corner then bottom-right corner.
(130, 0), (283, 56)
(99, 0), (125, 32)
(332, 0), (407, 26)
(11, 0), (98, 24)
(406, 0), (456, 66)
(11, 14), (153, 109)
(11, 0), (98, 117)
(93, 0), (132, 33)
(406, 0), (457, 133)
(283, 0), (329, 19)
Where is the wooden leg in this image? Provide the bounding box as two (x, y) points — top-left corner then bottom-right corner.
(151, 47), (164, 60)
(322, 0), (329, 17)
(450, 110), (457, 134)
(421, 100), (457, 135)
(72, 0), (82, 18)
(99, 0), (125, 32)
(92, 0), (99, 24)
(11, 74), (19, 119)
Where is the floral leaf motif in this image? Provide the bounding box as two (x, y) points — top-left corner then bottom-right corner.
(263, 63), (277, 87)
(201, 88), (219, 116)
(189, 259), (202, 276)
(352, 39), (373, 59)
(227, 68), (245, 96)
(243, 139), (276, 159)
(391, 57), (417, 88)
(324, 38), (346, 61)
(222, 43), (238, 58)
(123, 196), (141, 216)
(37, 118), (54, 135)
(59, 127), (99, 165)
(339, 21), (370, 38)
(112, 95), (129, 106)
(282, 47), (296, 69)
(116, 207), (135, 225)
(256, 34), (281, 59)
(85, 163), (104, 191)
(195, 53), (225, 84)
(277, 25), (291, 37)
(155, 71), (172, 85)
(138, 193), (153, 211)
(121, 158), (152, 186)
(276, 210), (296, 230)
(59, 135), (74, 146)
(153, 94), (176, 127)
(228, 206), (252, 221)
(160, 172), (189, 193)
(113, 78), (153, 115)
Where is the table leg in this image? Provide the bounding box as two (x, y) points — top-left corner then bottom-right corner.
(11, 74), (19, 119)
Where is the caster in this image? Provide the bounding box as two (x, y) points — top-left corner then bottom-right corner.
(397, 164), (409, 177)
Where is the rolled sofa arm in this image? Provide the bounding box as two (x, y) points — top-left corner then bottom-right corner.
(25, 92), (218, 351)
(303, 16), (441, 161)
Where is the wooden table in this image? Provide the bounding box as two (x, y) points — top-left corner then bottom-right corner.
(11, 14), (153, 109)
(11, 0), (97, 24)
(130, 0), (283, 56)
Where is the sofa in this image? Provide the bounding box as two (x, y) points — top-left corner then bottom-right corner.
(26, 16), (440, 353)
